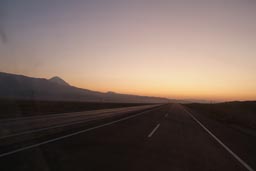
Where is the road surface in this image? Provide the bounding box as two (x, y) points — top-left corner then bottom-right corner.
(0, 104), (254, 171)
(0, 104), (158, 139)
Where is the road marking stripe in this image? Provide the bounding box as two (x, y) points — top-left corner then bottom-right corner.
(182, 106), (255, 171)
(0, 107), (155, 140)
(0, 106), (162, 158)
(148, 124), (160, 138)
(0, 105), (158, 122)
(0, 116), (108, 140)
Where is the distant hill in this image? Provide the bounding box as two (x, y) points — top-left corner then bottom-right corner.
(0, 72), (169, 103)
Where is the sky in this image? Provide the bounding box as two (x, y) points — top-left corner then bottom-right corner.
(1, 0), (256, 101)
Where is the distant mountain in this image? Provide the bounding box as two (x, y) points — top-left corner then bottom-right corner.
(49, 76), (69, 86)
(0, 72), (169, 103)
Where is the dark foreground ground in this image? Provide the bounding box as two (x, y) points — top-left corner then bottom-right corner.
(0, 99), (150, 119)
(1, 103), (255, 171)
(185, 102), (256, 171)
(186, 101), (256, 129)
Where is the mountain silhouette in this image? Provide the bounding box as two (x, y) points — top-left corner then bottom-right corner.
(0, 72), (169, 103)
(49, 76), (70, 86)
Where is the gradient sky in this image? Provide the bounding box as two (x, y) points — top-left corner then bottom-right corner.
(1, 0), (256, 101)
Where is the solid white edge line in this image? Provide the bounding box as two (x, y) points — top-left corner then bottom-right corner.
(182, 106), (255, 171)
(0, 106), (162, 158)
(148, 123), (160, 138)
(0, 107), (158, 140)
(0, 105), (157, 122)
(0, 116), (109, 140)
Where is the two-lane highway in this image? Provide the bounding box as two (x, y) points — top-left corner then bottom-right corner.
(0, 104), (253, 171)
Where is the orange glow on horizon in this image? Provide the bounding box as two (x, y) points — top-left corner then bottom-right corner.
(1, 1), (256, 102)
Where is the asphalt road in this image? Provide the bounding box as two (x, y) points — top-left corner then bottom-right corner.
(0, 104), (158, 139)
(0, 104), (253, 171)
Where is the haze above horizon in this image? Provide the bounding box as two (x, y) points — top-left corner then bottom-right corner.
(1, 0), (256, 101)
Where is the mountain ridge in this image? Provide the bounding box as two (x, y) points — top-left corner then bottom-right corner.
(0, 72), (170, 103)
